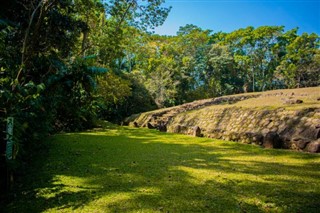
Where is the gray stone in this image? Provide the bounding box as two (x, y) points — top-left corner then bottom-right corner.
(172, 125), (181, 133)
(239, 132), (263, 145)
(263, 132), (282, 149)
(252, 133), (263, 145)
(284, 99), (303, 104)
(147, 122), (155, 129)
(305, 140), (320, 153)
(230, 132), (240, 141)
(129, 121), (139, 128)
(291, 138), (311, 150)
(193, 126), (201, 137)
(158, 124), (167, 132)
(157, 123), (167, 132)
(157, 121), (167, 132)
(315, 128), (320, 139)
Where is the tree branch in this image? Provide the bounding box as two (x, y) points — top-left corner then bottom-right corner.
(15, 0), (45, 87)
(116, 0), (136, 31)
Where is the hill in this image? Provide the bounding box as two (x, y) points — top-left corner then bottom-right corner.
(125, 87), (320, 153)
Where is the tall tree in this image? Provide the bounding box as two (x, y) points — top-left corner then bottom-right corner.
(276, 33), (320, 87)
(206, 44), (239, 96)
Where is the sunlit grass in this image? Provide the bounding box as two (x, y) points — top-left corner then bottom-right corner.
(6, 125), (320, 212)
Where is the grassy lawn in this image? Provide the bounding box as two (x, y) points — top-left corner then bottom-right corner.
(5, 124), (320, 213)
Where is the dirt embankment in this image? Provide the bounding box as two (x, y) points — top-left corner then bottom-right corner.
(125, 87), (320, 153)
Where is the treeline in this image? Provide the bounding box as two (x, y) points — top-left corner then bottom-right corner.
(0, 0), (319, 179)
(121, 24), (319, 109)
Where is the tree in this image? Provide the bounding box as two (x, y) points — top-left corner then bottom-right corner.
(206, 44), (239, 96)
(276, 33), (320, 88)
(145, 56), (179, 108)
(174, 25), (212, 101)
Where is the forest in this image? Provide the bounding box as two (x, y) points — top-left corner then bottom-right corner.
(0, 0), (319, 181)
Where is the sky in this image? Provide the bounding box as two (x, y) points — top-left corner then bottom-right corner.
(154, 0), (320, 35)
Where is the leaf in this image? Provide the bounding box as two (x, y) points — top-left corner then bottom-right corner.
(37, 83), (46, 92)
(82, 55), (97, 60)
(24, 81), (35, 88)
(87, 66), (108, 75)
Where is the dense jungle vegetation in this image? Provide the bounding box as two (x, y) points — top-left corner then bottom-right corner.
(0, 0), (319, 189)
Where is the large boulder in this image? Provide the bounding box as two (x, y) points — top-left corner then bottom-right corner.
(263, 132), (282, 149)
(171, 125), (181, 133)
(315, 127), (320, 139)
(305, 139), (320, 153)
(157, 123), (167, 132)
(252, 133), (263, 145)
(193, 126), (201, 137)
(147, 122), (155, 129)
(291, 138), (311, 150)
(129, 121), (138, 128)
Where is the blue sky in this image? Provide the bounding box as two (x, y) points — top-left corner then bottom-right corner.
(154, 0), (320, 35)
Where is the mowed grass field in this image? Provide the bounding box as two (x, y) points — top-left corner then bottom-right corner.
(5, 125), (320, 213)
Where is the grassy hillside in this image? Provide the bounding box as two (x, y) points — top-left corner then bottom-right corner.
(127, 87), (320, 126)
(126, 87), (320, 152)
(232, 87), (320, 110)
(4, 124), (320, 212)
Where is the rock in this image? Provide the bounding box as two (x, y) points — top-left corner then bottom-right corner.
(239, 132), (263, 145)
(317, 97), (320, 101)
(147, 122), (155, 129)
(157, 122), (167, 132)
(229, 132), (240, 141)
(281, 136), (292, 149)
(284, 99), (303, 104)
(158, 125), (167, 132)
(183, 126), (190, 134)
(315, 128), (320, 139)
(251, 133), (263, 145)
(129, 121), (138, 127)
(209, 128), (224, 139)
(291, 138), (311, 150)
(284, 99), (293, 104)
(172, 125), (181, 133)
(239, 132), (250, 144)
(263, 132), (282, 149)
(193, 126), (201, 137)
(305, 140), (320, 153)
(297, 125), (320, 140)
(157, 121), (167, 132)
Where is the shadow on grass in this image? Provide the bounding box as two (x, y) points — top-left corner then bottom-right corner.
(4, 126), (320, 213)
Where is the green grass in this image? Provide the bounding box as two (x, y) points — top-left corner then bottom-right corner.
(5, 125), (320, 213)
(233, 87), (320, 110)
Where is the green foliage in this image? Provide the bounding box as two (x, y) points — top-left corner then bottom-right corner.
(206, 44), (240, 96)
(103, 24), (319, 113)
(97, 71), (157, 123)
(276, 33), (320, 88)
(0, 0), (171, 190)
